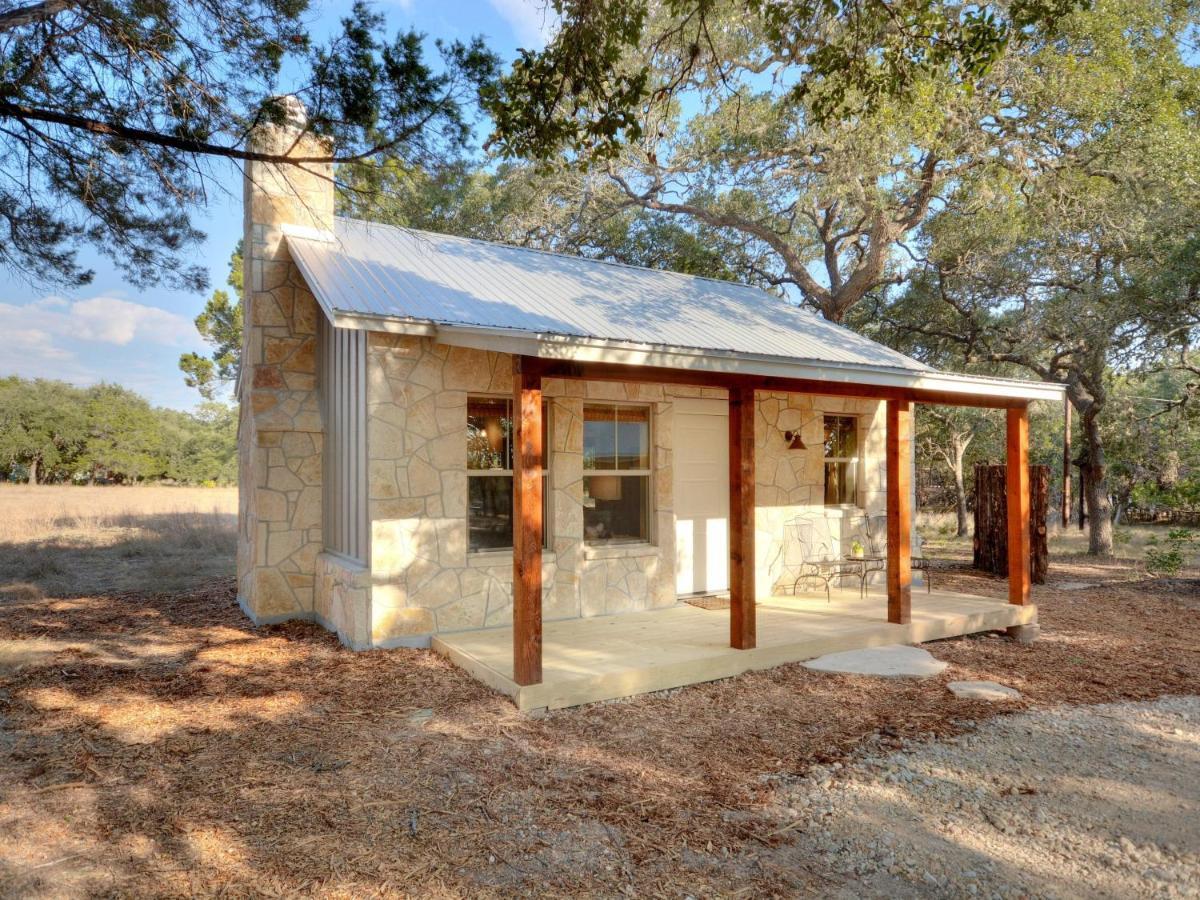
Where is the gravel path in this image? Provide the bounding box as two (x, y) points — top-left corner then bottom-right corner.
(769, 696), (1200, 899)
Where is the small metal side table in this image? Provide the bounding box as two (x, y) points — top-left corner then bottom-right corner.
(843, 554), (885, 598)
(912, 556), (934, 593)
(787, 555), (862, 601)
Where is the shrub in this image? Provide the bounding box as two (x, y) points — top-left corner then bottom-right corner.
(1144, 529), (1197, 577)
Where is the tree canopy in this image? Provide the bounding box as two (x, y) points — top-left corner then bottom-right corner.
(484, 0), (1089, 321)
(179, 244), (245, 402)
(0, 376), (236, 485)
(486, 0), (1084, 159)
(337, 156), (771, 280)
(0, 0), (498, 289)
(875, 0), (1200, 553)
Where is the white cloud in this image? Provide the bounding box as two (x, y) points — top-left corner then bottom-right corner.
(488, 0), (559, 47)
(0, 295), (194, 349)
(0, 322), (96, 386)
(70, 296), (193, 346)
(2, 328), (74, 361)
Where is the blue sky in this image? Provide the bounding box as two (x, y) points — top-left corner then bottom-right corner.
(0, 0), (551, 411)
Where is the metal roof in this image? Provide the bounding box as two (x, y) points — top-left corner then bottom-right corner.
(288, 218), (929, 371)
(284, 217), (1064, 404)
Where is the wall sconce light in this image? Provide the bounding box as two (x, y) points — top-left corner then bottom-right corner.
(783, 430), (807, 451)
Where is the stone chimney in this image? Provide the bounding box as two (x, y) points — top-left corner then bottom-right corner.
(236, 100), (333, 624)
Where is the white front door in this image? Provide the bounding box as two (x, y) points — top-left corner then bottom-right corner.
(673, 399), (730, 596)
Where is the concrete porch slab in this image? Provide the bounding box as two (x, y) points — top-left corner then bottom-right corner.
(432, 589), (1037, 711)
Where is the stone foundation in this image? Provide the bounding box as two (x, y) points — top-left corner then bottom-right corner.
(313, 552), (372, 648)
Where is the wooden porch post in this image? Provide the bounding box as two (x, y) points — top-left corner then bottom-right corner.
(512, 358), (543, 685)
(729, 384), (756, 650)
(1006, 404), (1031, 606)
(886, 399), (913, 624)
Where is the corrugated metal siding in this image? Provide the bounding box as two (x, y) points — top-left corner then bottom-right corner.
(289, 218), (931, 374)
(319, 314), (368, 562)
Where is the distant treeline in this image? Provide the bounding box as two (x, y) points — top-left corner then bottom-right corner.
(0, 376), (236, 485)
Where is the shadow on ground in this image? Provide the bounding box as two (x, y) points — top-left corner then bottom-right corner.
(0, 559), (1197, 895)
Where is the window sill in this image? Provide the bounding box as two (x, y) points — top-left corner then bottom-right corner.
(467, 550), (556, 568)
(583, 542), (659, 561)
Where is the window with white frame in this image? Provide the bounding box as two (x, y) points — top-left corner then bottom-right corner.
(583, 403), (651, 543)
(466, 397), (548, 552)
(823, 415), (859, 506)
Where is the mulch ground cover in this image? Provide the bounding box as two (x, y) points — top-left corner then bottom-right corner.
(1, 559), (1197, 897)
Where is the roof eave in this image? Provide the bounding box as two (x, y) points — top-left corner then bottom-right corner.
(328, 310), (1065, 405)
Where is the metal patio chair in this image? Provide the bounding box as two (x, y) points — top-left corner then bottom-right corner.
(784, 516), (864, 601)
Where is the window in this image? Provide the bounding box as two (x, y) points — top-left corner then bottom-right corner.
(466, 397), (548, 553)
(583, 404), (651, 543)
(823, 415), (859, 506)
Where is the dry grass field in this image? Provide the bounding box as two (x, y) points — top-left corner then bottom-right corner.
(917, 509), (1198, 570)
(0, 484), (237, 600)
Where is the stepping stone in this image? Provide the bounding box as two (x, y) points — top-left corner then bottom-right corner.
(804, 645), (948, 678)
(947, 680), (1022, 701)
(1057, 581), (1096, 591)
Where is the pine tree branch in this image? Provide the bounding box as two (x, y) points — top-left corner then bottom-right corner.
(0, 0), (77, 32)
(0, 99), (448, 166)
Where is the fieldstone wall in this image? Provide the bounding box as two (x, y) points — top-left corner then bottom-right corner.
(236, 123), (329, 624)
(354, 339), (906, 644)
(364, 336), (693, 646)
(753, 394), (889, 593)
(263, 319), (909, 646)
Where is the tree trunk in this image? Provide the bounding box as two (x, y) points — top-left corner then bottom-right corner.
(1081, 411), (1114, 556)
(972, 463), (1049, 583)
(1078, 467), (1087, 530)
(27, 456), (38, 485)
(953, 445), (969, 537)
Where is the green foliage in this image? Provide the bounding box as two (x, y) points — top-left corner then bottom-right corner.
(1, 0), (498, 289)
(485, 0), (1091, 323)
(78, 385), (171, 483)
(1144, 529), (1197, 577)
(0, 376), (88, 484)
(878, 0), (1200, 554)
(164, 404), (239, 485)
(486, 0), (1084, 159)
(1106, 370), (1200, 517)
(0, 377), (236, 485)
(180, 244), (245, 400)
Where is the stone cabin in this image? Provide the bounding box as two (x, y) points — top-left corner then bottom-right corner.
(237, 120), (1060, 670)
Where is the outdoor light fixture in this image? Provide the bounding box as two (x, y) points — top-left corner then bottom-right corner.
(783, 430), (807, 451)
